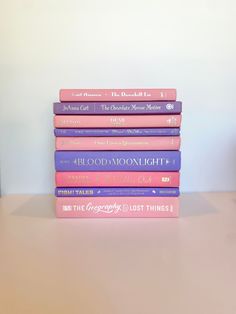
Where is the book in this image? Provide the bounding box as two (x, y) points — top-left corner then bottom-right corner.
(56, 196), (179, 218)
(59, 88), (176, 102)
(55, 187), (180, 197)
(55, 171), (180, 187)
(54, 128), (180, 137)
(55, 136), (181, 151)
(56, 171), (180, 187)
(55, 151), (181, 172)
(54, 115), (182, 128)
(53, 101), (182, 114)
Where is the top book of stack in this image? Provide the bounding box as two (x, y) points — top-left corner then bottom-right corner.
(59, 88), (177, 102)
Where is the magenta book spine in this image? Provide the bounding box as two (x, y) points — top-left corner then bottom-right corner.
(59, 88), (176, 102)
(56, 197), (179, 218)
(54, 115), (182, 128)
(55, 136), (181, 151)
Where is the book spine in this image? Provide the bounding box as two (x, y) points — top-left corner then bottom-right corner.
(56, 196), (179, 218)
(53, 101), (181, 114)
(55, 187), (180, 197)
(55, 172), (180, 187)
(55, 151), (181, 171)
(59, 88), (176, 102)
(55, 136), (181, 151)
(54, 128), (180, 137)
(54, 115), (181, 128)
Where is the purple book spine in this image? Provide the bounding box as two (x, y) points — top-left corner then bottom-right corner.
(54, 128), (180, 137)
(53, 101), (182, 115)
(55, 151), (181, 171)
(55, 187), (180, 197)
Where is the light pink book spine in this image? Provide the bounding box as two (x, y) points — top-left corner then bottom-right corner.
(56, 196), (179, 218)
(60, 88), (176, 102)
(55, 136), (181, 151)
(54, 115), (181, 128)
(55, 172), (180, 187)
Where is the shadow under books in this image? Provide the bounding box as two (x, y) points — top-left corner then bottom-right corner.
(180, 193), (217, 217)
(12, 195), (55, 219)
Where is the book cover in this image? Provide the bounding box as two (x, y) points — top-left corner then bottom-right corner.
(54, 128), (180, 137)
(54, 115), (182, 128)
(55, 136), (181, 151)
(53, 101), (182, 114)
(56, 196), (179, 218)
(55, 171), (180, 187)
(59, 88), (176, 102)
(55, 187), (180, 197)
(55, 151), (181, 172)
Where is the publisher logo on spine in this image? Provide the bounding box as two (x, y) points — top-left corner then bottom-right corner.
(166, 103), (174, 110)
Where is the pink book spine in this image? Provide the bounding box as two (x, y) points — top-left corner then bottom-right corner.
(54, 115), (181, 128)
(59, 88), (176, 102)
(56, 196), (179, 218)
(55, 172), (180, 187)
(55, 136), (181, 151)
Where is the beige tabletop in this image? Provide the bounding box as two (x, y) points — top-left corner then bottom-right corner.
(0, 192), (236, 314)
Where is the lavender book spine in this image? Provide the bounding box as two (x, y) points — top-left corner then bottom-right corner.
(53, 101), (182, 115)
(55, 151), (181, 171)
(54, 128), (180, 137)
(55, 187), (180, 197)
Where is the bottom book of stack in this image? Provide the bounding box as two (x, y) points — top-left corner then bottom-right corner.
(55, 194), (179, 218)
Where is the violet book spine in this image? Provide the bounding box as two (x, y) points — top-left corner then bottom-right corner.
(54, 128), (180, 137)
(55, 187), (180, 197)
(53, 101), (182, 114)
(55, 151), (181, 172)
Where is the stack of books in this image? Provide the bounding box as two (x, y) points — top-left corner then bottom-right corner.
(54, 88), (182, 218)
